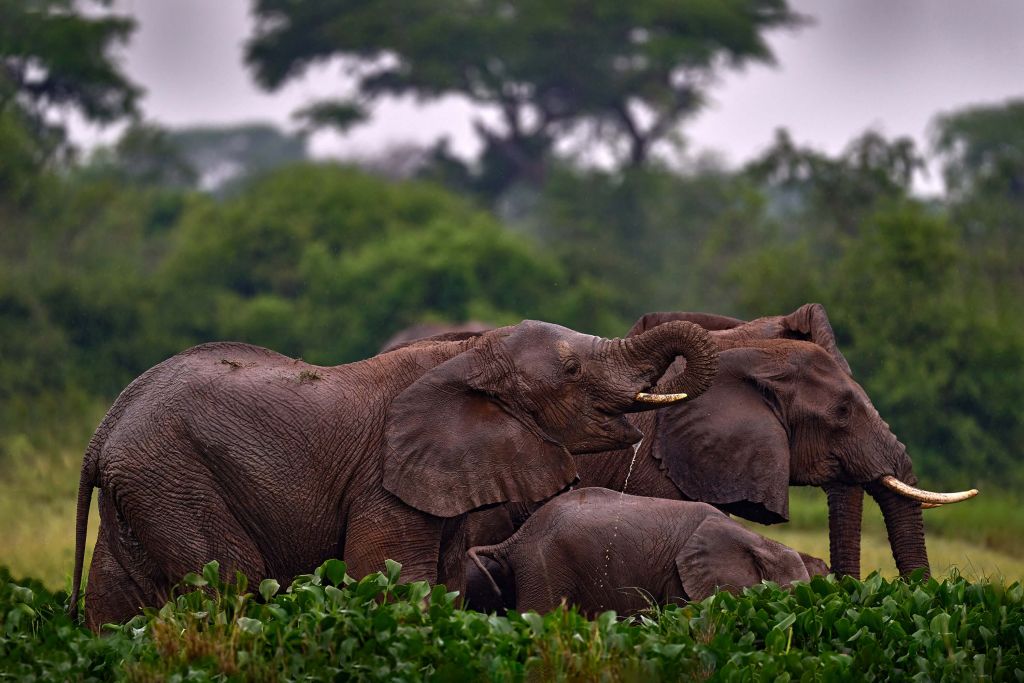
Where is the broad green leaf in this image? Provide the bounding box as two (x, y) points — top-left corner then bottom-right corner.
(385, 558), (402, 585)
(318, 559), (349, 587)
(182, 572), (207, 587)
(259, 578), (280, 602)
(202, 560), (221, 586)
(237, 616), (263, 635)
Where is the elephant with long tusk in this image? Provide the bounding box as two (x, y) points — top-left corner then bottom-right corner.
(570, 304), (979, 579)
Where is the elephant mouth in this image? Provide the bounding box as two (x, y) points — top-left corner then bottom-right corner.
(878, 475), (979, 509)
(569, 414), (643, 454)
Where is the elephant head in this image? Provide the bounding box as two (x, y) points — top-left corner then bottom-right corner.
(383, 319), (718, 518)
(629, 304), (977, 579)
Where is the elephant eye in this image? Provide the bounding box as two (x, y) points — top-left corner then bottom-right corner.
(563, 357), (582, 377)
(834, 402), (851, 422)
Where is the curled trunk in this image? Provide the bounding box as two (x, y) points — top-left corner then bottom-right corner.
(618, 320), (718, 402)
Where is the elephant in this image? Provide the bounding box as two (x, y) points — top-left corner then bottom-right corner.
(571, 304), (978, 579)
(394, 305), (977, 581)
(67, 318), (718, 630)
(465, 488), (823, 617)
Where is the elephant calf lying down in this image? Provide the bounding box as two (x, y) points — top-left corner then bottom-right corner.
(467, 489), (827, 617)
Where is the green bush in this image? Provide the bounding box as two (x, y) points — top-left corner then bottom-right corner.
(4, 561), (1023, 681)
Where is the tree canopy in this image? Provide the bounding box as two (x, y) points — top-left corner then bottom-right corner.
(245, 0), (804, 194)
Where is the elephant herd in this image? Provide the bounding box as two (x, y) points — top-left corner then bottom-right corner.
(69, 304), (977, 629)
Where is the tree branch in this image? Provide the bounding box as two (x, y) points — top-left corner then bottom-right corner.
(613, 101), (649, 166)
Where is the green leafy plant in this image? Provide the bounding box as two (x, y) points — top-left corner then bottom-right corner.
(3, 561), (1023, 681)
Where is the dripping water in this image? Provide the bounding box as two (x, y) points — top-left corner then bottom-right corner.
(596, 438), (642, 609)
(622, 438), (642, 495)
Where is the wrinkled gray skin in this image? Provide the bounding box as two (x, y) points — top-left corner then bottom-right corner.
(466, 488), (820, 617)
(399, 304), (941, 581)
(69, 319), (717, 631)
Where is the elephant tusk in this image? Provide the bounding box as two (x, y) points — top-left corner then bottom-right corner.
(880, 476), (978, 505)
(921, 502), (943, 509)
(634, 391), (688, 405)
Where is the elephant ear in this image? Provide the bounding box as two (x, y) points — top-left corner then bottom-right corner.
(778, 303), (852, 376)
(653, 347), (791, 524)
(627, 311), (747, 337)
(383, 344), (577, 518)
(676, 514), (810, 601)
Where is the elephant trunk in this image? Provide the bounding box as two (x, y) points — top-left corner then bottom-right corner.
(617, 320), (718, 406)
(824, 483), (864, 579)
(865, 479), (930, 578)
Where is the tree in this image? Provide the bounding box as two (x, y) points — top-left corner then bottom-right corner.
(167, 123), (308, 193)
(828, 203), (1024, 488)
(0, 0), (138, 162)
(81, 123), (199, 189)
(933, 98), (1024, 202)
(932, 100), (1024, 299)
(745, 128), (923, 243)
(245, 0), (804, 195)
(158, 163), (589, 361)
(524, 160), (768, 323)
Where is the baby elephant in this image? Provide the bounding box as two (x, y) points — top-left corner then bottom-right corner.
(467, 488), (825, 616)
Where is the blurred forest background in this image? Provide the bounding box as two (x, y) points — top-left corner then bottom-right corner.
(1, 0), (1022, 585)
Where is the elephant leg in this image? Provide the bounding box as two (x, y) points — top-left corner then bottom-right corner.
(503, 544), (574, 615)
(437, 515), (470, 594)
(344, 491), (443, 586)
(84, 492), (165, 630)
(106, 450), (268, 593)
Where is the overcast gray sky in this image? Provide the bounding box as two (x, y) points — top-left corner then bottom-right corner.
(71, 0), (1024, 190)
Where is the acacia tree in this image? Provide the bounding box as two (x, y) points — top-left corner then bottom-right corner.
(245, 0), (803, 193)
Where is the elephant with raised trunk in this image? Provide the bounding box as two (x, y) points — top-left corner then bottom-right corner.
(577, 304), (977, 579)
(69, 319), (718, 630)
(466, 488), (822, 617)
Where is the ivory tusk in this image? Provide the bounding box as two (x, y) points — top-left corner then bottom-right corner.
(634, 391), (688, 405)
(880, 475), (978, 505)
(921, 502), (943, 509)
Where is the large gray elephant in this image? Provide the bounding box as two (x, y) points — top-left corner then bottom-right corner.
(68, 319), (718, 630)
(574, 304), (977, 579)
(466, 488), (819, 617)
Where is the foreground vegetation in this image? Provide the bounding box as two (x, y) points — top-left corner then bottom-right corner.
(3, 560), (1022, 681)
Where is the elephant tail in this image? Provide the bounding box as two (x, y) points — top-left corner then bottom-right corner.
(66, 356), (174, 621)
(468, 544), (504, 600)
(68, 436), (101, 620)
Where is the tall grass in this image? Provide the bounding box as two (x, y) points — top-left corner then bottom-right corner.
(0, 392), (105, 587)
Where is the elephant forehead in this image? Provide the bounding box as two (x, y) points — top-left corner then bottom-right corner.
(515, 320), (602, 345)
(503, 328), (601, 366)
